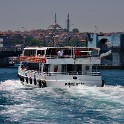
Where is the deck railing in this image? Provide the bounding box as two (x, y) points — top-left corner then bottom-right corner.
(87, 72), (101, 76)
(20, 68), (101, 77)
(43, 71), (101, 76)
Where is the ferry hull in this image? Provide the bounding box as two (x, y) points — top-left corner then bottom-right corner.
(18, 74), (104, 88)
(46, 80), (103, 88)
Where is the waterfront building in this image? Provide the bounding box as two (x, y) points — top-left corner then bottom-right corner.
(87, 33), (124, 66)
(0, 34), (12, 47)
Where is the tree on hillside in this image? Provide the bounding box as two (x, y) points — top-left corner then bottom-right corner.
(72, 28), (79, 33)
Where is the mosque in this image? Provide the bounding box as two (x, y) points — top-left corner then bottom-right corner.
(47, 13), (70, 33)
(47, 13), (63, 32)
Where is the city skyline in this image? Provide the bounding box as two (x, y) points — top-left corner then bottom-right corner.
(0, 0), (124, 33)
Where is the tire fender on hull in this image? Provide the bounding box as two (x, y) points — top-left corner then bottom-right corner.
(38, 80), (47, 88)
(101, 80), (105, 87)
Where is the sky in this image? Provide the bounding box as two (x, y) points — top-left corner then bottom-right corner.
(0, 0), (124, 33)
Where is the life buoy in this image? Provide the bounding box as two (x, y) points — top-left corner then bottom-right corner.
(20, 75), (22, 81)
(42, 80), (47, 87)
(26, 77), (28, 83)
(34, 78), (37, 85)
(38, 80), (43, 88)
(101, 80), (105, 87)
(30, 78), (32, 84)
(20, 76), (24, 82)
(18, 75), (24, 83)
(38, 80), (46, 88)
(22, 76), (24, 82)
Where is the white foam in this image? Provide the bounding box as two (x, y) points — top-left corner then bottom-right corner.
(0, 80), (24, 91)
(0, 81), (124, 123)
(65, 85), (124, 105)
(0, 80), (124, 106)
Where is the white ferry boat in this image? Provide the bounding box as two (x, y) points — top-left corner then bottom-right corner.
(18, 47), (105, 88)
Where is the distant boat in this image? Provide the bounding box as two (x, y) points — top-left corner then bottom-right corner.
(18, 46), (104, 88)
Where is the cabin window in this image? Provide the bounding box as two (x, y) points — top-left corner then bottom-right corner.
(24, 50), (36, 56)
(63, 49), (71, 56)
(37, 50), (45, 56)
(67, 64), (73, 73)
(22, 62), (39, 70)
(62, 64), (82, 75)
(85, 66), (89, 70)
(54, 65), (58, 72)
(43, 64), (50, 72)
(46, 48), (57, 57)
(62, 65), (67, 73)
(77, 65), (82, 74)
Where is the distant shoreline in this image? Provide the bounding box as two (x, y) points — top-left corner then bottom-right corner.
(97, 65), (124, 69)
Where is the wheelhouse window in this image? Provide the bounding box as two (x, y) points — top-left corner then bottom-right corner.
(21, 62), (39, 70)
(24, 49), (36, 56)
(85, 66), (89, 70)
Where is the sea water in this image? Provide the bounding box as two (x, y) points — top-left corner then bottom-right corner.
(0, 67), (124, 124)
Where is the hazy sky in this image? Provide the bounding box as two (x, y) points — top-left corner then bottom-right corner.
(0, 0), (124, 32)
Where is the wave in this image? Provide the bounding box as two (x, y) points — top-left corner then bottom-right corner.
(0, 80), (124, 124)
(0, 80), (24, 91)
(0, 79), (124, 94)
(0, 80), (124, 104)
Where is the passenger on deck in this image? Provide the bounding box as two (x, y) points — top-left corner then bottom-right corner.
(54, 65), (58, 72)
(57, 50), (63, 58)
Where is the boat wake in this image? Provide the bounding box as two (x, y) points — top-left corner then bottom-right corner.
(0, 80), (124, 124)
(0, 80), (24, 91)
(0, 80), (124, 103)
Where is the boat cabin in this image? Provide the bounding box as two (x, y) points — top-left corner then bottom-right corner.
(18, 47), (103, 88)
(22, 47), (100, 58)
(20, 47), (100, 76)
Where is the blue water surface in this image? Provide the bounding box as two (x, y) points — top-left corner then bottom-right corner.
(0, 67), (124, 124)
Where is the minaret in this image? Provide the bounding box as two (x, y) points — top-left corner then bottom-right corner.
(55, 13), (57, 24)
(67, 13), (70, 32)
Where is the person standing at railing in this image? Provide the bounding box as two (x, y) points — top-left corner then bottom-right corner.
(57, 50), (63, 58)
(54, 65), (58, 72)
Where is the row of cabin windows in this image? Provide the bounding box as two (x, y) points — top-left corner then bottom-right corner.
(21, 63), (90, 72)
(23, 48), (98, 57)
(43, 64), (90, 73)
(45, 49), (92, 57)
(24, 50), (89, 57)
(24, 49), (71, 57)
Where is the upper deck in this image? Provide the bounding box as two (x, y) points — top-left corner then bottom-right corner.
(19, 47), (101, 64)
